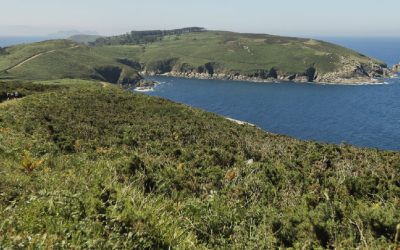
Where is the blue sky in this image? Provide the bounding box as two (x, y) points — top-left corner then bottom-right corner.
(1, 0), (399, 37)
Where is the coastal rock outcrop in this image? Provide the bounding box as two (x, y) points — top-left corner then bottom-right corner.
(314, 56), (389, 84)
(392, 64), (400, 73)
(139, 56), (389, 84)
(95, 66), (142, 85)
(136, 79), (157, 88)
(141, 59), (388, 84)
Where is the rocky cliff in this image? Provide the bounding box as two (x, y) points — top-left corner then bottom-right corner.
(108, 30), (392, 84)
(141, 57), (390, 84)
(392, 64), (400, 73)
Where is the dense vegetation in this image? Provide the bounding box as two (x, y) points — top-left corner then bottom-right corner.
(1, 80), (399, 248)
(90, 27), (205, 46)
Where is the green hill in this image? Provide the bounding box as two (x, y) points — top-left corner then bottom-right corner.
(91, 29), (389, 83)
(0, 80), (399, 248)
(0, 40), (141, 84)
(0, 29), (391, 84)
(0, 28), (399, 248)
(68, 34), (103, 44)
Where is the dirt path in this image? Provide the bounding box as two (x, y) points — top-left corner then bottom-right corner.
(7, 45), (80, 71)
(11, 50), (57, 70)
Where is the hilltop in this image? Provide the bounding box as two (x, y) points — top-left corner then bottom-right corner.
(68, 34), (103, 45)
(90, 28), (390, 84)
(0, 40), (141, 84)
(0, 28), (391, 84)
(0, 80), (399, 248)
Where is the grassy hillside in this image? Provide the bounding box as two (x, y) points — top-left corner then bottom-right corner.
(0, 29), (389, 85)
(91, 27), (204, 46)
(1, 80), (399, 248)
(0, 40), (73, 72)
(68, 34), (103, 44)
(0, 40), (141, 84)
(92, 30), (388, 82)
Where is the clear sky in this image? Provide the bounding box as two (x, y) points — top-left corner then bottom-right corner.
(1, 0), (399, 37)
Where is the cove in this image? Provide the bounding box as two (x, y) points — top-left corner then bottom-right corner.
(138, 76), (400, 151)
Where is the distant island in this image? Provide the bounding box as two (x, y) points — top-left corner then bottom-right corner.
(0, 27), (393, 85)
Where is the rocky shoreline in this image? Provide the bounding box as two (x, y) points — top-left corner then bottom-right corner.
(139, 56), (393, 85)
(142, 70), (389, 85)
(393, 64), (400, 73)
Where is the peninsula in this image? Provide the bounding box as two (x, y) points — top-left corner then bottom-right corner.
(0, 28), (392, 84)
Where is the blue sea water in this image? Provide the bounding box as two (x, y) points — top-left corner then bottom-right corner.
(2, 36), (400, 150)
(318, 37), (400, 67)
(144, 77), (400, 151)
(141, 37), (400, 151)
(0, 36), (54, 47)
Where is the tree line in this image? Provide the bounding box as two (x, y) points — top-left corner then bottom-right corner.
(90, 27), (205, 46)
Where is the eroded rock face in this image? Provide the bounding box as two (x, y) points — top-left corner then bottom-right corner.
(117, 59), (142, 70)
(95, 66), (122, 83)
(393, 64), (400, 73)
(316, 57), (389, 83)
(268, 68), (278, 79)
(145, 59), (178, 74)
(95, 66), (142, 85)
(140, 56), (390, 84)
(204, 63), (215, 76)
(250, 68), (279, 79)
(305, 67), (317, 82)
(135, 79), (157, 88)
(118, 73), (142, 85)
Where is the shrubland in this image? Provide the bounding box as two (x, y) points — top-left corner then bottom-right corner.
(0, 80), (399, 249)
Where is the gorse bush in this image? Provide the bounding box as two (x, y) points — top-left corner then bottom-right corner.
(0, 80), (399, 249)
(20, 150), (44, 173)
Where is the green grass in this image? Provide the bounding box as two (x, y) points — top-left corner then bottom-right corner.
(68, 34), (103, 44)
(0, 31), (386, 84)
(0, 41), (141, 83)
(0, 40), (74, 72)
(93, 31), (384, 75)
(1, 80), (399, 248)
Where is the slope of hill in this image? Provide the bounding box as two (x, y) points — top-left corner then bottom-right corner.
(90, 27), (205, 46)
(0, 80), (399, 248)
(0, 29), (391, 84)
(91, 29), (390, 84)
(68, 34), (103, 44)
(0, 40), (141, 84)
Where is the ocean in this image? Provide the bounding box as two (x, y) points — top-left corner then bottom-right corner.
(2, 36), (400, 150)
(318, 37), (400, 66)
(141, 37), (400, 150)
(0, 36), (55, 47)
